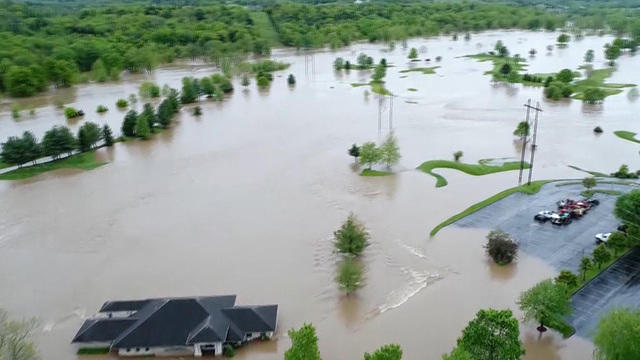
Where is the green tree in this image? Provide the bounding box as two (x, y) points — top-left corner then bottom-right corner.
(348, 144), (360, 161)
(121, 110), (138, 137)
(288, 74), (296, 85)
(485, 229), (518, 265)
(584, 49), (595, 63)
(201, 77), (215, 97)
(442, 347), (473, 360)
(604, 44), (621, 65)
(135, 115), (151, 139)
(408, 48), (418, 59)
(605, 232), (626, 256)
(594, 308), (640, 360)
(91, 59), (108, 82)
(49, 60), (76, 88)
(102, 125), (114, 147)
(116, 99), (128, 108)
(592, 243), (611, 269)
(96, 105), (108, 113)
(579, 257), (592, 281)
(582, 177), (596, 190)
(379, 134), (400, 168)
(363, 344), (402, 360)
(555, 270), (579, 289)
(333, 57), (345, 70)
(513, 121), (530, 138)
(499, 63), (512, 75)
(557, 33), (570, 44)
(456, 309), (524, 360)
(556, 69), (575, 83)
(193, 106), (202, 116)
(284, 323), (321, 360)
(140, 103), (157, 130)
(359, 141), (381, 170)
(139, 82), (160, 98)
(77, 122), (101, 152)
(157, 100), (174, 128)
(0, 309), (40, 360)
(5, 66), (42, 97)
(241, 74), (250, 87)
(180, 77), (199, 104)
(41, 125), (77, 159)
(334, 214), (369, 256)
(337, 258), (363, 294)
(583, 88), (606, 104)
(518, 279), (571, 333)
(1, 136), (26, 166)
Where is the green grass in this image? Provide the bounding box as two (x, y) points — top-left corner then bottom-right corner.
(466, 53), (531, 83)
(361, 169), (393, 176)
(567, 165), (609, 178)
(581, 189), (623, 197)
(614, 130), (640, 144)
(399, 66), (439, 75)
(572, 67), (635, 100)
(0, 161), (8, 170)
(547, 316), (576, 338)
(77, 347), (111, 355)
(408, 88), (418, 92)
(417, 159), (528, 188)
(429, 180), (554, 236)
(0, 151), (106, 180)
(250, 12), (280, 46)
(556, 180), (636, 187)
(369, 81), (391, 95)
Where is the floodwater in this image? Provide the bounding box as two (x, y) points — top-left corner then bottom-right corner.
(1, 30), (638, 359)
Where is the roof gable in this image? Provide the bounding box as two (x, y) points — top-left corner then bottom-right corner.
(221, 306), (278, 333)
(72, 318), (137, 343)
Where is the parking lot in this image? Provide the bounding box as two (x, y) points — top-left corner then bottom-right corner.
(567, 246), (640, 337)
(455, 182), (634, 272)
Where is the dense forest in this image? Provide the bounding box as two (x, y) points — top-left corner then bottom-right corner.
(0, 0), (639, 97)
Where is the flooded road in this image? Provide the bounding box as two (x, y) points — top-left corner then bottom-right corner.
(1, 30), (638, 359)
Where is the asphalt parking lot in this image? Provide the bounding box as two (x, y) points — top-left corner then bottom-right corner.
(567, 246), (640, 338)
(455, 182), (633, 271)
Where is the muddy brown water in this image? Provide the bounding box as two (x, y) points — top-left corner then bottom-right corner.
(1, 30), (638, 359)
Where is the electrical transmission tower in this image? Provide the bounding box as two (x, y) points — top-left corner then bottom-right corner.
(518, 99), (543, 186)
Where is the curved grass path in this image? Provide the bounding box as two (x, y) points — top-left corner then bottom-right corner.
(614, 130), (640, 145)
(0, 151), (106, 180)
(429, 180), (553, 237)
(417, 159), (529, 188)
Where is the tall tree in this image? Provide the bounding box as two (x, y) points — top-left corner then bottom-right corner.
(594, 308), (640, 360)
(284, 323), (321, 360)
(606, 232), (627, 256)
(122, 110), (138, 137)
(379, 134), (401, 168)
(102, 125), (114, 147)
(180, 77), (199, 104)
(77, 122), (101, 151)
(135, 115), (151, 140)
(140, 103), (157, 130)
(456, 309), (524, 360)
(518, 279), (571, 333)
(579, 257), (592, 281)
(41, 125), (76, 159)
(592, 243), (612, 269)
(359, 142), (381, 170)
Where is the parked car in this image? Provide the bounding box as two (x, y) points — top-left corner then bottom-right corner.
(595, 233), (611, 243)
(534, 210), (555, 222)
(552, 213), (572, 225)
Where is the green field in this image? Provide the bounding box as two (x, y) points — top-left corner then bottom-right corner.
(567, 165), (610, 177)
(351, 81), (391, 95)
(614, 130), (640, 144)
(417, 159), (528, 188)
(429, 180), (554, 236)
(572, 67), (635, 100)
(0, 152), (107, 180)
(0, 161), (8, 170)
(399, 66), (439, 75)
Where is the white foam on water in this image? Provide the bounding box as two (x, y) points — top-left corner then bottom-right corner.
(375, 268), (441, 315)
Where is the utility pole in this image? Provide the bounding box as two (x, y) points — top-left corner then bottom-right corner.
(518, 99), (532, 185)
(526, 101), (543, 186)
(378, 96), (384, 134)
(388, 94), (393, 131)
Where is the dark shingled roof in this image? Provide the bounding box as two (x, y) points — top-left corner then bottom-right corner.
(72, 318), (137, 343)
(99, 300), (152, 312)
(72, 295), (278, 348)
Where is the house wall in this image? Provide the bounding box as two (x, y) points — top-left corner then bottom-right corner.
(117, 346), (193, 357)
(194, 342), (222, 356)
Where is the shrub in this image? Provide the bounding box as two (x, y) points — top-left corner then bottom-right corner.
(64, 107), (84, 119)
(287, 74), (296, 85)
(499, 63), (512, 75)
(485, 229), (518, 265)
(555, 270), (579, 289)
(337, 258), (363, 294)
(556, 69), (575, 83)
(593, 126), (603, 133)
(116, 99), (128, 108)
(139, 82), (160, 98)
(583, 87), (606, 104)
(453, 151), (463, 162)
(193, 106), (202, 116)
(223, 345), (235, 357)
(96, 105), (108, 113)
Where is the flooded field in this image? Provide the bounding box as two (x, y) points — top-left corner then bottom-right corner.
(1, 30), (638, 359)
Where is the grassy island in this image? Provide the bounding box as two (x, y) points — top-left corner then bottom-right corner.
(613, 130), (640, 144)
(417, 159), (528, 188)
(0, 152), (106, 181)
(399, 66), (439, 75)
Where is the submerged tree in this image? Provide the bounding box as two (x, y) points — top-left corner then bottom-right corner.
(348, 144), (360, 161)
(456, 309), (524, 360)
(518, 279), (571, 334)
(288, 74), (296, 85)
(135, 114), (151, 139)
(379, 134), (401, 168)
(485, 229), (518, 265)
(408, 48), (418, 59)
(334, 214), (369, 256)
(513, 121), (530, 138)
(284, 323), (321, 360)
(102, 125), (114, 147)
(453, 150), (463, 162)
(359, 141), (381, 170)
(121, 110), (138, 137)
(557, 33), (570, 44)
(584, 49), (595, 63)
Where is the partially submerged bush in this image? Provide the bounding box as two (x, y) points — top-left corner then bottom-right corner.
(593, 126), (603, 133)
(96, 105), (108, 113)
(453, 150), (463, 162)
(485, 229), (518, 265)
(334, 214), (369, 256)
(64, 107), (84, 119)
(116, 99), (129, 108)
